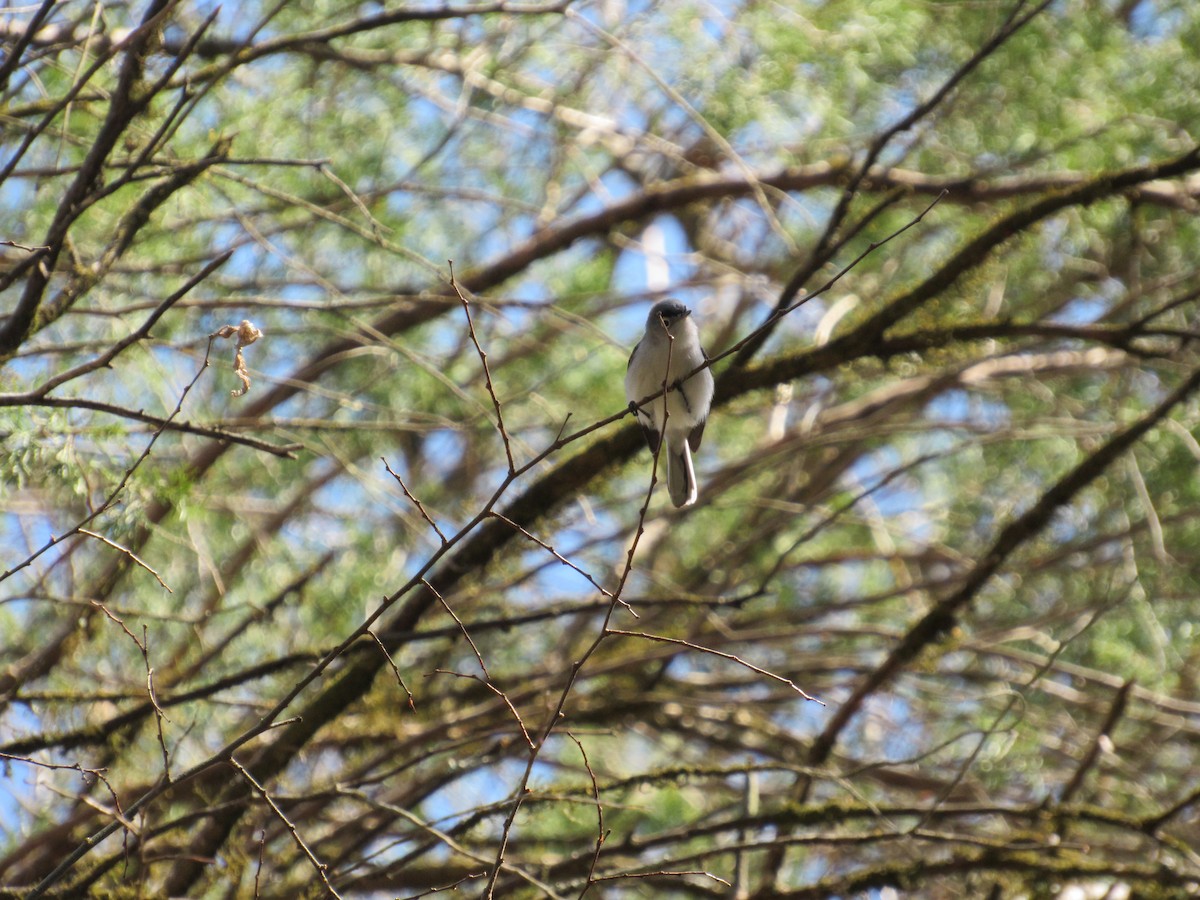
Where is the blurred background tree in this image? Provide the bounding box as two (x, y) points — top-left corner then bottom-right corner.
(2, 0), (1200, 897)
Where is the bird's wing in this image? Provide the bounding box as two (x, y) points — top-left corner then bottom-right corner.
(626, 338), (642, 371)
(687, 347), (712, 451)
(627, 338), (659, 451)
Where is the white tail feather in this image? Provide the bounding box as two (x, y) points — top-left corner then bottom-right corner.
(667, 439), (697, 507)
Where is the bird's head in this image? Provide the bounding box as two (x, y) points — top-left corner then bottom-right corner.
(648, 299), (691, 335)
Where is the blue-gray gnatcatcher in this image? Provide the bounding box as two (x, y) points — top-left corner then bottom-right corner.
(625, 300), (715, 507)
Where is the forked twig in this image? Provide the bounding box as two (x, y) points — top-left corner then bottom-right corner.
(0, 751), (125, 830)
(567, 731), (607, 898)
(88, 602), (173, 781)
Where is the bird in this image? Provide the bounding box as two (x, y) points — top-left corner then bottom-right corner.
(625, 299), (715, 507)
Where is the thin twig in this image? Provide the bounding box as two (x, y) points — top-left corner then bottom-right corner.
(718, 190), (948, 368)
(589, 870), (731, 887)
(382, 457), (448, 544)
(78, 529), (173, 593)
(430, 669), (534, 750)
(394, 873), (485, 899)
(367, 627), (415, 709)
(1, 239), (51, 252)
(489, 512), (626, 607)
(337, 785), (557, 895)
(554, 412), (572, 443)
(566, 7), (799, 258)
(448, 260), (515, 473)
(253, 829), (266, 899)
(319, 162), (391, 236)
(88, 602), (173, 781)
(567, 731), (606, 899)
(230, 757), (344, 899)
(0, 751), (124, 828)
(605, 629), (822, 704)
(14, 249), (230, 400)
(142, 627), (172, 783)
(423, 578), (488, 678)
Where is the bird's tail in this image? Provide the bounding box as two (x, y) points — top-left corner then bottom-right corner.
(667, 437), (698, 508)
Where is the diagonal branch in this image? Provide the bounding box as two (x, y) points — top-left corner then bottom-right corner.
(807, 364), (1200, 767)
(733, 0), (1056, 366)
(0, 0), (180, 358)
